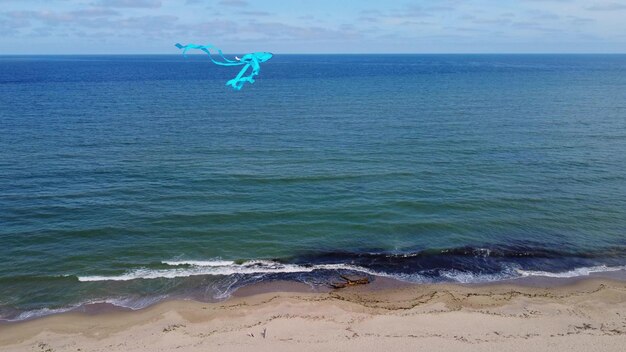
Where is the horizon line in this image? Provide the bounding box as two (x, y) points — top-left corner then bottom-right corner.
(1, 52), (626, 56)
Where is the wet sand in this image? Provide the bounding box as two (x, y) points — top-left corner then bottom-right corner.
(1, 276), (625, 351)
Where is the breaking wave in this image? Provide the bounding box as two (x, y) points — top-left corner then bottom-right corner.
(78, 260), (379, 282)
(4, 245), (625, 323)
(517, 265), (626, 278)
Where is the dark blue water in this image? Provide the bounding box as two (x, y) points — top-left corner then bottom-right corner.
(1, 54), (625, 320)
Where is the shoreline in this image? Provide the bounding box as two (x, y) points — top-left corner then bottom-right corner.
(2, 268), (626, 325)
(1, 274), (625, 351)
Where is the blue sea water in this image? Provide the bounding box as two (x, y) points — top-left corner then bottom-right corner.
(1, 54), (625, 320)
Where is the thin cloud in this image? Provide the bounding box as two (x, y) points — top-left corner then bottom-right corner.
(218, 0), (248, 7)
(1, 0), (625, 53)
(238, 11), (272, 16)
(586, 2), (626, 11)
(95, 0), (162, 8)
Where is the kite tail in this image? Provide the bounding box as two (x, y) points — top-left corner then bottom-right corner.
(217, 49), (238, 64)
(175, 43), (242, 67)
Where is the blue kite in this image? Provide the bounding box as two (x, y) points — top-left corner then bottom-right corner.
(175, 43), (273, 90)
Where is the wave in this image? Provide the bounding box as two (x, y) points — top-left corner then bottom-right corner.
(78, 260), (379, 282)
(77, 257), (626, 284)
(516, 265), (626, 278)
(292, 244), (626, 262)
(4, 306), (79, 322)
(5, 257), (625, 323)
(162, 260), (236, 267)
(0, 295), (167, 322)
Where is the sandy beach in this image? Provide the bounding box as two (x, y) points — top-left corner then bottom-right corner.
(1, 277), (625, 352)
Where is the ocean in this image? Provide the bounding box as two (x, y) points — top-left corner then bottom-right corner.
(1, 54), (625, 321)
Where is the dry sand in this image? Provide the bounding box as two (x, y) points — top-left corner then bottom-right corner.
(1, 278), (625, 351)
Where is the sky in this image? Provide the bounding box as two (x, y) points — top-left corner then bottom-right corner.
(1, 0), (626, 54)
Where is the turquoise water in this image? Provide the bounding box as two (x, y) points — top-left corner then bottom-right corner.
(1, 55), (625, 320)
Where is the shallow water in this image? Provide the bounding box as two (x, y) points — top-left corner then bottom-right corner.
(1, 54), (625, 320)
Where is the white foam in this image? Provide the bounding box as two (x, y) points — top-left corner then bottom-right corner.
(77, 259), (626, 284)
(0, 295), (170, 322)
(78, 260), (380, 282)
(5, 306), (78, 322)
(96, 295), (169, 310)
(440, 269), (517, 283)
(9, 263), (626, 322)
(162, 260), (235, 267)
(209, 275), (241, 300)
(516, 265), (626, 278)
